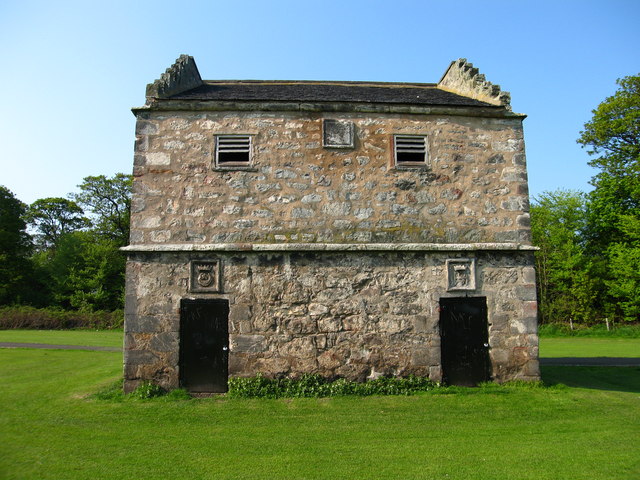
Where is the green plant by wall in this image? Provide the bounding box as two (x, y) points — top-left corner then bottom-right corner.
(227, 373), (438, 399)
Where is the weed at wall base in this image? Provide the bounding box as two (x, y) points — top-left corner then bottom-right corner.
(227, 374), (438, 399)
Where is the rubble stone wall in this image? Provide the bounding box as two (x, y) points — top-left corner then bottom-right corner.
(130, 111), (530, 245)
(123, 250), (539, 392)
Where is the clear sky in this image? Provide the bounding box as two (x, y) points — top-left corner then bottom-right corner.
(1, 0), (638, 205)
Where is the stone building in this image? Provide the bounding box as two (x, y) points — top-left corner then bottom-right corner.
(122, 55), (539, 393)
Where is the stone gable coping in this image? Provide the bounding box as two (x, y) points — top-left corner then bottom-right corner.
(137, 56), (524, 119)
(145, 54), (203, 100)
(439, 58), (512, 110)
(121, 242), (538, 253)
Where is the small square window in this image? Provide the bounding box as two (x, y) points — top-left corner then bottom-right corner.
(394, 135), (428, 168)
(215, 135), (252, 168)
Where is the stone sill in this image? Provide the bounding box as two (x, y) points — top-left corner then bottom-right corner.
(391, 164), (430, 171)
(121, 242), (538, 253)
(212, 166), (258, 172)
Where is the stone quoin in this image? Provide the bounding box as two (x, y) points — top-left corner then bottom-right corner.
(122, 55), (539, 393)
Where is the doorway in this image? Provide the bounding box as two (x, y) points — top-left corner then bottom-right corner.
(179, 298), (229, 393)
(439, 297), (490, 386)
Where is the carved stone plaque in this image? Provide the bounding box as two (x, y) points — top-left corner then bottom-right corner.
(323, 119), (355, 148)
(189, 260), (221, 293)
(446, 258), (476, 291)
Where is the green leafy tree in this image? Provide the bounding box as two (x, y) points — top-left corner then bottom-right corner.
(530, 190), (595, 323)
(26, 197), (89, 250)
(600, 214), (640, 321)
(37, 231), (126, 311)
(578, 74), (640, 245)
(578, 73), (640, 322)
(24, 173), (132, 311)
(72, 174), (132, 246)
(0, 186), (37, 305)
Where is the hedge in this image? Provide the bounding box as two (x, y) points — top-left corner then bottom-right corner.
(0, 306), (124, 330)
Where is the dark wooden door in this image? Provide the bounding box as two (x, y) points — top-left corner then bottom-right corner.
(439, 297), (490, 386)
(179, 299), (229, 393)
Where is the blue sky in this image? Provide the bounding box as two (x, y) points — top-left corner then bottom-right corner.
(1, 0), (638, 205)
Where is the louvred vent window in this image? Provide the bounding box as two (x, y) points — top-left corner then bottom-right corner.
(394, 135), (427, 166)
(216, 135), (252, 165)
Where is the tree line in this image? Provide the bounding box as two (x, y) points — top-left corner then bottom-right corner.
(532, 73), (639, 324)
(1, 74), (638, 324)
(0, 174), (131, 312)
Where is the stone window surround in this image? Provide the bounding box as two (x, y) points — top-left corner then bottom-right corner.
(393, 134), (429, 170)
(214, 134), (254, 171)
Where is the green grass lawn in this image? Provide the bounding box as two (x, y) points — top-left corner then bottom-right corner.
(539, 338), (640, 358)
(0, 329), (123, 347)
(1, 342), (639, 479)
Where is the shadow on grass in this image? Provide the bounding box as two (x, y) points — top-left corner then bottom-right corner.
(541, 366), (640, 393)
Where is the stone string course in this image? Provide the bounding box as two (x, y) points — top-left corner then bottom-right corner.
(122, 242), (537, 252)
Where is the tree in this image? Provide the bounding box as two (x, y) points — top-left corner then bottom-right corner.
(21, 173), (132, 311)
(578, 74), (640, 178)
(72, 174), (132, 246)
(578, 73), (640, 322)
(66, 233), (126, 311)
(530, 190), (595, 323)
(37, 231), (125, 311)
(26, 197), (89, 250)
(0, 174), (133, 311)
(0, 186), (34, 304)
(578, 74), (640, 245)
(605, 216), (640, 321)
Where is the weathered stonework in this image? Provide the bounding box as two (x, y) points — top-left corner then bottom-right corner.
(130, 112), (529, 245)
(439, 58), (512, 108)
(123, 56), (539, 392)
(125, 250), (539, 390)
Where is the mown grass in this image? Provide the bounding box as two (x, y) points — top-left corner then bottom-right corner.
(0, 329), (123, 347)
(542, 365), (640, 393)
(540, 337), (640, 358)
(1, 346), (639, 479)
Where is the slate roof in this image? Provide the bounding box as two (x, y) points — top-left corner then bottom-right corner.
(166, 80), (496, 108)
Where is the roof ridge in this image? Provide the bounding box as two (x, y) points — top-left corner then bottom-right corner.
(203, 80), (439, 88)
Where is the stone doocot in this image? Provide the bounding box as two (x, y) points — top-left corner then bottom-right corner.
(122, 55), (539, 393)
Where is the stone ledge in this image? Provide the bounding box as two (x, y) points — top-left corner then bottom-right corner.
(121, 242), (538, 253)
(132, 101), (525, 119)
